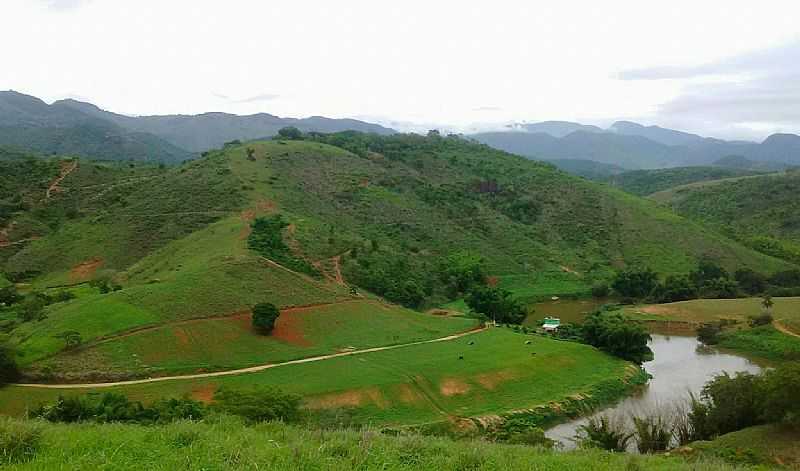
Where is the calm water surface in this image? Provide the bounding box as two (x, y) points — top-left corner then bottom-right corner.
(545, 334), (763, 449)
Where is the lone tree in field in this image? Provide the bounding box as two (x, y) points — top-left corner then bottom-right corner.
(762, 295), (774, 313)
(252, 303), (280, 334)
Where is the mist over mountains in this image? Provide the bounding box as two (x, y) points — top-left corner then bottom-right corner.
(471, 120), (800, 170)
(2, 90), (799, 169)
(0, 91), (393, 162)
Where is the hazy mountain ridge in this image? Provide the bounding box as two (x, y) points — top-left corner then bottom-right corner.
(472, 121), (800, 169)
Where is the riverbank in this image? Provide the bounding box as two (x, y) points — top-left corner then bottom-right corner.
(545, 334), (762, 449)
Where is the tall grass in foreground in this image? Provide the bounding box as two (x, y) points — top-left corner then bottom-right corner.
(0, 416), (751, 470)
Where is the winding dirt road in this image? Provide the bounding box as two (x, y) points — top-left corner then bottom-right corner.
(13, 326), (487, 390)
(774, 320), (800, 339)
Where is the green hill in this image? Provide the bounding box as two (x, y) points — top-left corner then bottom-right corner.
(652, 170), (800, 263)
(607, 166), (766, 196)
(0, 131), (794, 386)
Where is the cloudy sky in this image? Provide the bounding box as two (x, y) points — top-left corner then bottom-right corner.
(3, 0), (799, 140)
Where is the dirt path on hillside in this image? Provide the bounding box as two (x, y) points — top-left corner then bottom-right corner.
(14, 326), (488, 389)
(46, 160), (78, 200)
(774, 320), (800, 339)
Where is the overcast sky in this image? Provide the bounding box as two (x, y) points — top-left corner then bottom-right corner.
(3, 0), (799, 140)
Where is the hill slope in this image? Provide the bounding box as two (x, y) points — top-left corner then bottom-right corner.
(653, 170), (800, 263)
(0, 91), (192, 162)
(607, 166), (766, 196)
(54, 98), (395, 152)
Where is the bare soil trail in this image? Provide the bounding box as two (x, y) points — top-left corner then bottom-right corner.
(14, 326), (487, 389)
(46, 160), (78, 200)
(774, 320), (800, 339)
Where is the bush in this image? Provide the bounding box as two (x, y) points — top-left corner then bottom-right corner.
(277, 127), (303, 140)
(734, 269), (767, 295)
(632, 415), (671, 453)
(759, 363), (800, 425)
(581, 310), (652, 363)
(465, 285), (526, 324)
(577, 415), (632, 452)
(696, 322), (723, 345)
(212, 387), (301, 423)
(32, 393), (204, 424)
(591, 283), (610, 298)
(611, 269), (659, 299)
(656, 275), (697, 303)
(0, 418), (42, 464)
(0, 337), (19, 384)
(252, 303), (280, 334)
(748, 312), (773, 327)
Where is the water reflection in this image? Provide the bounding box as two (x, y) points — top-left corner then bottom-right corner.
(545, 334), (762, 449)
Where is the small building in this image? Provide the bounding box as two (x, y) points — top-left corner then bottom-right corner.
(542, 317), (561, 332)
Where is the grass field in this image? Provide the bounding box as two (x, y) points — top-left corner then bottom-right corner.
(626, 297), (800, 326)
(717, 325), (800, 362)
(692, 423), (800, 469)
(33, 300), (479, 378)
(0, 417), (750, 471)
(0, 329), (634, 428)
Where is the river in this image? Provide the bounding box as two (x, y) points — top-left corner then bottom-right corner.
(545, 334), (763, 449)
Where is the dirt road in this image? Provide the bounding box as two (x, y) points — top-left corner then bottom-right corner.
(14, 326), (487, 390)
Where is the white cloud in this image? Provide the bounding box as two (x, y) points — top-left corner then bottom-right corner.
(4, 0), (800, 139)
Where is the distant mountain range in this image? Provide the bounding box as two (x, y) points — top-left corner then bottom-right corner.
(0, 91), (395, 162)
(472, 121), (800, 170)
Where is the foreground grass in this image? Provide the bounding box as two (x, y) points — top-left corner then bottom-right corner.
(691, 424), (800, 469)
(0, 417), (759, 470)
(1, 329), (633, 428)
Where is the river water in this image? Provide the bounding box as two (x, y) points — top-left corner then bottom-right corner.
(545, 334), (763, 449)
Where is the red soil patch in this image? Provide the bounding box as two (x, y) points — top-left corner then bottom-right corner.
(486, 276), (499, 287)
(240, 209), (256, 222)
(397, 384), (424, 404)
(475, 369), (516, 390)
(306, 387), (387, 410)
(173, 327), (191, 348)
(560, 265), (582, 276)
(639, 305), (681, 317)
(256, 200), (277, 213)
(439, 378), (471, 396)
(270, 310), (312, 347)
(69, 258), (104, 284)
(190, 383), (217, 404)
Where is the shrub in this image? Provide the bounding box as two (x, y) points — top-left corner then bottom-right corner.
(632, 415), (672, 453)
(0, 418), (42, 464)
(576, 415), (632, 452)
(465, 285), (526, 324)
(32, 393), (204, 424)
(591, 283), (610, 298)
(581, 310), (652, 363)
(759, 363), (800, 425)
(252, 303), (280, 334)
(212, 387), (301, 423)
(696, 322), (723, 345)
(748, 312), (773, 327)
(0, 337), (19, 384)
(611, 269), (659, 299)
(277, 127), (303, 140)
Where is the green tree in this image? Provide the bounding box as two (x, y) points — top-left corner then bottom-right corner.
(581, 310), (652, 363)
(0, 285), (20, 306)
(252, 303), (280, 334)
(735, 268), (767, 295)
(465, 285), (526, 324)
(657, 275), (697, 303)
(277, 126), (303, 140)
(212, 387), (301, 423)
(691, 259), (729, 288)
(759, 363), (800, 425)
(0, 335), (20, 384)
(441, 251), (485, 295)
(611, 268), (659, 299)
(53, 331), (82, 349)
(761, 294), (774, 312)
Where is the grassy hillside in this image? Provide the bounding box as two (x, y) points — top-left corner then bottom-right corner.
(607, 166), (764, 196)
(0, 417), (749, 470)
(651, 170), (800, 263)
(1, 329), (638, 427)
(692, 424), (800, 469)
(1, 133), (794, 379)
